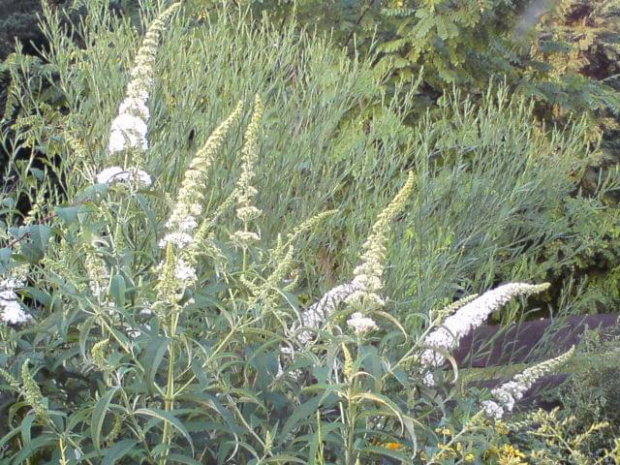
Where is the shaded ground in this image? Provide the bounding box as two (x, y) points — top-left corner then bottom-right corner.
(452, 314), (620, 411)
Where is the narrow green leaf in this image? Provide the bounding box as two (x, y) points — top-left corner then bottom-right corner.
(29, 225), (51, 252)
(279, 396), (323, 442)
(20, 413), (36, 445)
(167, 454), (203, 465)
(140, 336), (170, 392)
(11, 434), (56, 464)
(135, 408), (194, 454)
(92, 387), (119, 451)
(101, 439), (139, 465)
(109, 274), (126, 308)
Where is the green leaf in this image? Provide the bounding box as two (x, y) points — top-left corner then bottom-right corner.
(167, 454), (203, 465)
(279, 396), (323, 442)
(29, 225), (51, 252)
(102, 439), (139, 465)
(75, 183), (109, 203)
(11, 434), (56, 464)
(79, 316), (97, 359)
(109, 274), (126, 308)
(135, 408), (194, 454)
(140, 336), (170, 393)
(20, 243), (43, 264)
(56, 204), (83, 224)
(0, 248), (12, 273)
(92, 387), (119, 451)
(20, 412), (36, 445)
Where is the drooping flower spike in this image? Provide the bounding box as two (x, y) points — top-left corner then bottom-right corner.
(420, 282), (550, 371)
(482, 345), (575, 419)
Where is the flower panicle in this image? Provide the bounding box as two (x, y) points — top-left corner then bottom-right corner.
(84, 247), (109, 301)
(96, 166), (152, 187)
(294, 172), (414, 345)
(347, 312), (379, 336)
(482, 345), (575, 419)
(155, 102), (246, 319)
(368, 170), (416, 242)
(21, 359), (48, 420)
(430, 293), (479, 323)
(0, 367), (19, 390)
(92, 339), (111, 373)
(298, 282), (362, 343)
(161, 101), (244, 248)
(232, 95), (264, 245)
(153, 243), (185, 317)
(421, 282), (550, 371)
(285, 209), (338, 246)
(346, 171), (415, 311)
(107, 3), (180, 158)
(237, 94), (263, 208)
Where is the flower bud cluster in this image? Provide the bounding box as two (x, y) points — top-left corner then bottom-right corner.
(345, 171), (415, 313)
(159, 102), (243, 250)
(346, 312), (379, 335)
(231, 95), (264, 247)
(295, 172), (414, 345)
(155, 103), (244, 317)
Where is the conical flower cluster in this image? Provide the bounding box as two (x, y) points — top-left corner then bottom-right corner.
(159, 102), (243, 250)
(107, 2), (180, 157)
(230, 95), (264, 248)
(420, 282), (550, 370)
(345, 171), (415, 312)
(296, 172), (415, 345)
(482, 346), (575, 419)
(155, 102), (244, 317)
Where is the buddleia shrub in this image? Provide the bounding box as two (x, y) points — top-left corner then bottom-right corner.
(0, 1), (607, 463)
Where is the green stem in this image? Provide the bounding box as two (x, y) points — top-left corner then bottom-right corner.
(160, 311), (180, 465)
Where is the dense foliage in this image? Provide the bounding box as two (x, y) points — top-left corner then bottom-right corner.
(0, 0), (619, 464)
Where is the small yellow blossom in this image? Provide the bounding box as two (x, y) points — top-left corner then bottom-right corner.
(496, 444), (528, 465)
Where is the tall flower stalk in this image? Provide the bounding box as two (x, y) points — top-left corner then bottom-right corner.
(98, 2), (180, 185)
(230, 94), (264, 270)
(296, 171), (415, 345)
(159, 102), (244, 253)
(154, 102), (244, 463)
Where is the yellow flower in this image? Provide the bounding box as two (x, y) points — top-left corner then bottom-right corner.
(495, 421), (510, 435)
(497, 444), (528, 465)
(464, 452), (476, 462)
(383, 442), (403, 450)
